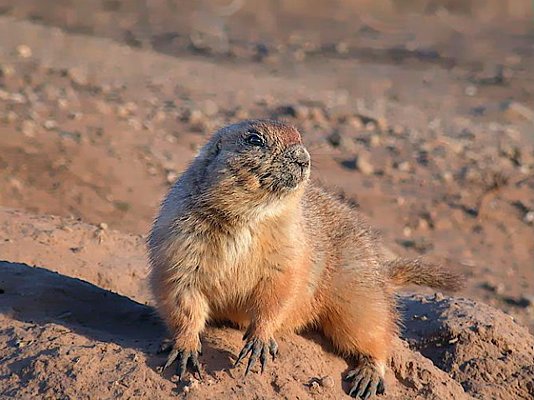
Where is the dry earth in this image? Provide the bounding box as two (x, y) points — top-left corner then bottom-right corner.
(1, 208), (533, 399)
(0, 1), (533, 399)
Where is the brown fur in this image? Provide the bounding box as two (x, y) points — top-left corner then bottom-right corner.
(147, 119), (460, 395)
(387, 258), (463, 291)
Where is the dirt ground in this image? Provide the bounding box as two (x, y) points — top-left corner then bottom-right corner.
(0, 1), (533, 399)
(1, 208), (533, 399)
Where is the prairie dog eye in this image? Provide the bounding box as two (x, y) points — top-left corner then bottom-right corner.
(245, 131), (266, 147)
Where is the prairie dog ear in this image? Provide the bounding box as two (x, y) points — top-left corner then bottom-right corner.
(198, 135), (221, 160)
(190, 136), (222, 191)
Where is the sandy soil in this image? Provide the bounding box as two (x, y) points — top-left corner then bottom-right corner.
(1, 208), (533, 399)
(0, 1), (533, 398)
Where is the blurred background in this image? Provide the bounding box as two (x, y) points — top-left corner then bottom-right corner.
(0, 1), (532, 331)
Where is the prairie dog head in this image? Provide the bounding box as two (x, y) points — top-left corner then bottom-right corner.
(191, 120), (311, 213)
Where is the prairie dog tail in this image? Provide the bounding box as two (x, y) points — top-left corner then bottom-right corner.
(386, 258), (463, 291)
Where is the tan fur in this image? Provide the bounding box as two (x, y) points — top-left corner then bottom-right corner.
(387, 258), (463, 291)
(147, 119), (460, 391)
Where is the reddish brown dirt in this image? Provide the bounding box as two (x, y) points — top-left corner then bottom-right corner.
(0, 1), (533, 398)
(1, 208), (533, 399)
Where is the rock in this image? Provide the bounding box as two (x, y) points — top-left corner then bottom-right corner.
(364, 121), (377, 132)
(293, 49), (306, 62)
(464, 85), (477, 96)
(504, 101), (534, 122)
(58, 98), (69, 109)
(519, 295), (534, 308)
(10, 93), (26, 104)
(439, 171), (453, 183)
(327, 105), (349, 122)
(117, 102), (137, 118)
(127, 118), (142, 130)
(274, 105), (298, 118)
(187, 109), (204, 125)
(0, 64), (15, 77)
(293, 105), (310, 120)
(376, 117), (388, 132)
(21, 120), (36, 137)
(16, 44), (32, 58)
(9, 177), (23, 191)
(274, 104), (309, 120)
(43, 120), (57, 130)
(180, 107), (213, 133)
(166, 170), (179, 184)
(164, 134), (177, 144)
(481, 281), (506, 295)
(4, 110), (18, 124)
(417, 218), (431, 231)
(473, 64), (505, 85)
(201, 99), (219, 117)
(309, 107), (328, 125)
(68, 67), (89, 86)
(499, 140), (521, 164)
(397, 161), (412, 172)
(319, 376), (334, 388)
(182, 378), (199, 394)
(396, 237), (434, 254)
(433, 292), (444, 302)
(356, 154), (375, 175)
(153, 110), (166, 123)
(325, 130), (340, 147)
(308, 380), (321, 393)
(524, 211), (534, 225)
(252, 43), (270, 62)
(370, 134), (381, 147)
(68, 111), (83, 120)
(347, 116), (364, 129)
(234, 107), (249, 120)
(396, 197), (406, 206)
(335, 42), (349, 55)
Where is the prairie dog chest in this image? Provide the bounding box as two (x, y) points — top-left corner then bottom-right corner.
(161, 211), (299, 304)
(183, 225), (263, 296)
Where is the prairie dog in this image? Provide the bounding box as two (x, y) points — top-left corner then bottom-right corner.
(148, 119), (460, 398)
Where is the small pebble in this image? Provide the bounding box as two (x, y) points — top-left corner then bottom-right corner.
(320, 376), (334, 388)
(505, 101), (534, 122)
(166, 170), (179, 184)
(524, 211), (534, 225)
(21, 120), (36, 137)
(16, 44), (32, 58)
(202, 100), (219, 117)
(309, 380), (320, 393)
(356, 155), (374, 175)
(465, 85), (477, 96)
(335, 42), (349, 55)
(397, 161), (411, 172)
(433, 292), (444, 302)
(43, 120), (58, 130)
(370, 135), (381, 147)
(68, 67), (89, 86)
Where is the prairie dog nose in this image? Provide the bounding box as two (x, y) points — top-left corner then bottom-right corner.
(287, 145), (310, 168)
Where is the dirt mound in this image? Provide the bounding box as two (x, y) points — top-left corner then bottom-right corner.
(400, 295), (534, 399)
(0, 208), (150, 303)
(1, 209), (533, 399)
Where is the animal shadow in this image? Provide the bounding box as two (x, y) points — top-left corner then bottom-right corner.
(0, 261), (231, 379)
